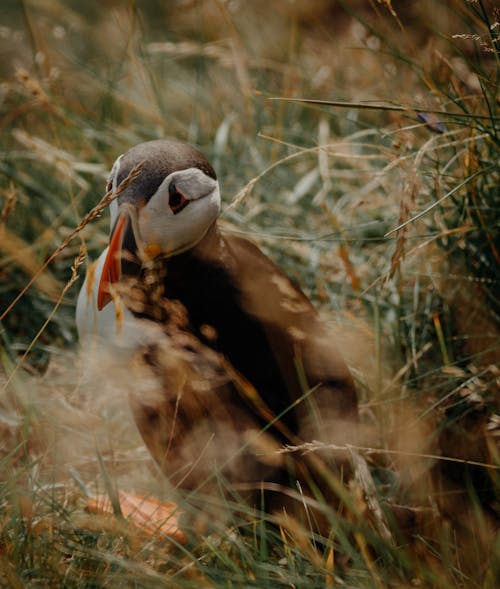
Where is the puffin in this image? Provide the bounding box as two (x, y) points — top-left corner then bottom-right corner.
(76, 140), (359, 534)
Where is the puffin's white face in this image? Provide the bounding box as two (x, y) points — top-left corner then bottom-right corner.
(138, 168), (220, 255)
(97, 140), (221, 310)
(108, 158), (220, 257)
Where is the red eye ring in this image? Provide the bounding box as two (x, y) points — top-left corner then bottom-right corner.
(168, 184), (190, 215)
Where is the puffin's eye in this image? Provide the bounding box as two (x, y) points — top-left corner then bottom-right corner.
(168, 183), (190, 215)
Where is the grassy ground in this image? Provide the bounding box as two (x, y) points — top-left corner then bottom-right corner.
(0, 0), (499, 587)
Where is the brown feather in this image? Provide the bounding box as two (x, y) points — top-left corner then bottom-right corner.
(122, 223), (358, 529)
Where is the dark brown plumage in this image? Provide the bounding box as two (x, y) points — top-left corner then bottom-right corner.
(141, 228), (355, 418)
(77, 140), (359, 531)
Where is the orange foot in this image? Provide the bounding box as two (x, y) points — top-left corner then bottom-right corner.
(86, 491), (186, 544)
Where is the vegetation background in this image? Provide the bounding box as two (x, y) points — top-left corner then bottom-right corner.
(0, 0), (498, 587)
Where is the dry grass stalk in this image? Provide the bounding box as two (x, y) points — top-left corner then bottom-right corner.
(0, 183), (16, 225)
(0, 162), (144, 324)
(280, 441), (500, 471)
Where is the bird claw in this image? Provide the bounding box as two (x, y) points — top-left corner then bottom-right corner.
(85, 491), (186, 544)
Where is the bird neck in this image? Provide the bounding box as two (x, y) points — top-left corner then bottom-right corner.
(188, 221), (224, 260)
(163, 220), (221, 260)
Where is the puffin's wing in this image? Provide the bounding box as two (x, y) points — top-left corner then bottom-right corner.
(128, 330), (287, 498)
(222, 234), (359, 443)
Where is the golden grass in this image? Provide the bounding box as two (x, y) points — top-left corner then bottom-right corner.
(0, 0), (498, 587)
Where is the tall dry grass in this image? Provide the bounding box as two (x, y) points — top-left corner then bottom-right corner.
(0, 0), (498, 587)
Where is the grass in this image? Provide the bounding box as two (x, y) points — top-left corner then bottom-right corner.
(0, 0), (499, 587)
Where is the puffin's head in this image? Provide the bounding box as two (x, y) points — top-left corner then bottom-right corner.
(97, 140), (221, 309)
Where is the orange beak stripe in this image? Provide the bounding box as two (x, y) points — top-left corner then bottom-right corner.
(97, 215), (127, 310)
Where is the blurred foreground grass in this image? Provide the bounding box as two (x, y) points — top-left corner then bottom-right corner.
(0, 0), (498, 587)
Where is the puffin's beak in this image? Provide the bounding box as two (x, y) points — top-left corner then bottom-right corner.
(97, 215), (129, 310)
